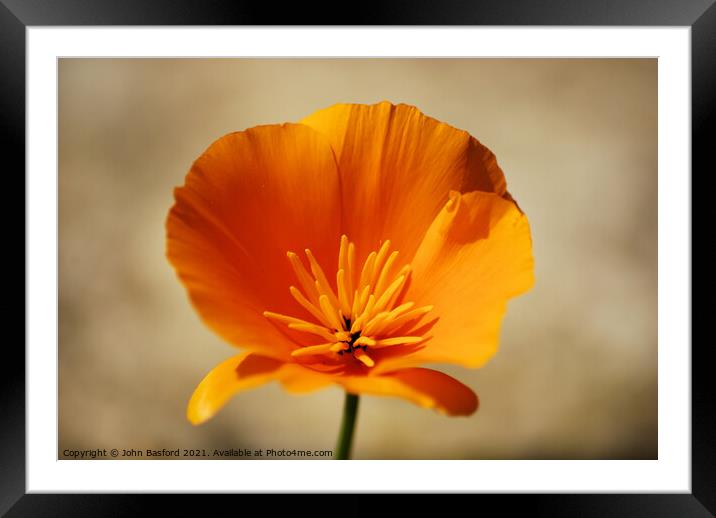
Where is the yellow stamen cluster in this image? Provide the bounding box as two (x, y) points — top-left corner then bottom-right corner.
(264, 235), (433, 368)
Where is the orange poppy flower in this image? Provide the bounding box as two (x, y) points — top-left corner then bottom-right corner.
(166, 101), (534, 427)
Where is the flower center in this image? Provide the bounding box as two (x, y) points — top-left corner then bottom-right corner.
(264, 235), (433, 368)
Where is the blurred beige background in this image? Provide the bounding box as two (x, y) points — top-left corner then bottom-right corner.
(58, 59), (657, 459)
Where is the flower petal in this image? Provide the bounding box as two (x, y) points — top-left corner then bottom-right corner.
(187, 354), (333, 425)
(167, 124), (342, 360)
(374, 190), (534, 372)
(187, 353), (283, 425)
(301, 101), (507, 263)
(338, 368), (478, 416)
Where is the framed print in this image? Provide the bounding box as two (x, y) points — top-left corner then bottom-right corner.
(4, 0), (713, 514)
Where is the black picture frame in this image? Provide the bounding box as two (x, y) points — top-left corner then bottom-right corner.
(3, 0), (711, 514)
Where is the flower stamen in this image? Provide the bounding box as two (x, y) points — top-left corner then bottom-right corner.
(264, 235), (433, 368)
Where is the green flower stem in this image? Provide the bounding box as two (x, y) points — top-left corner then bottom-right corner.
(335, 392), (360, 460)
